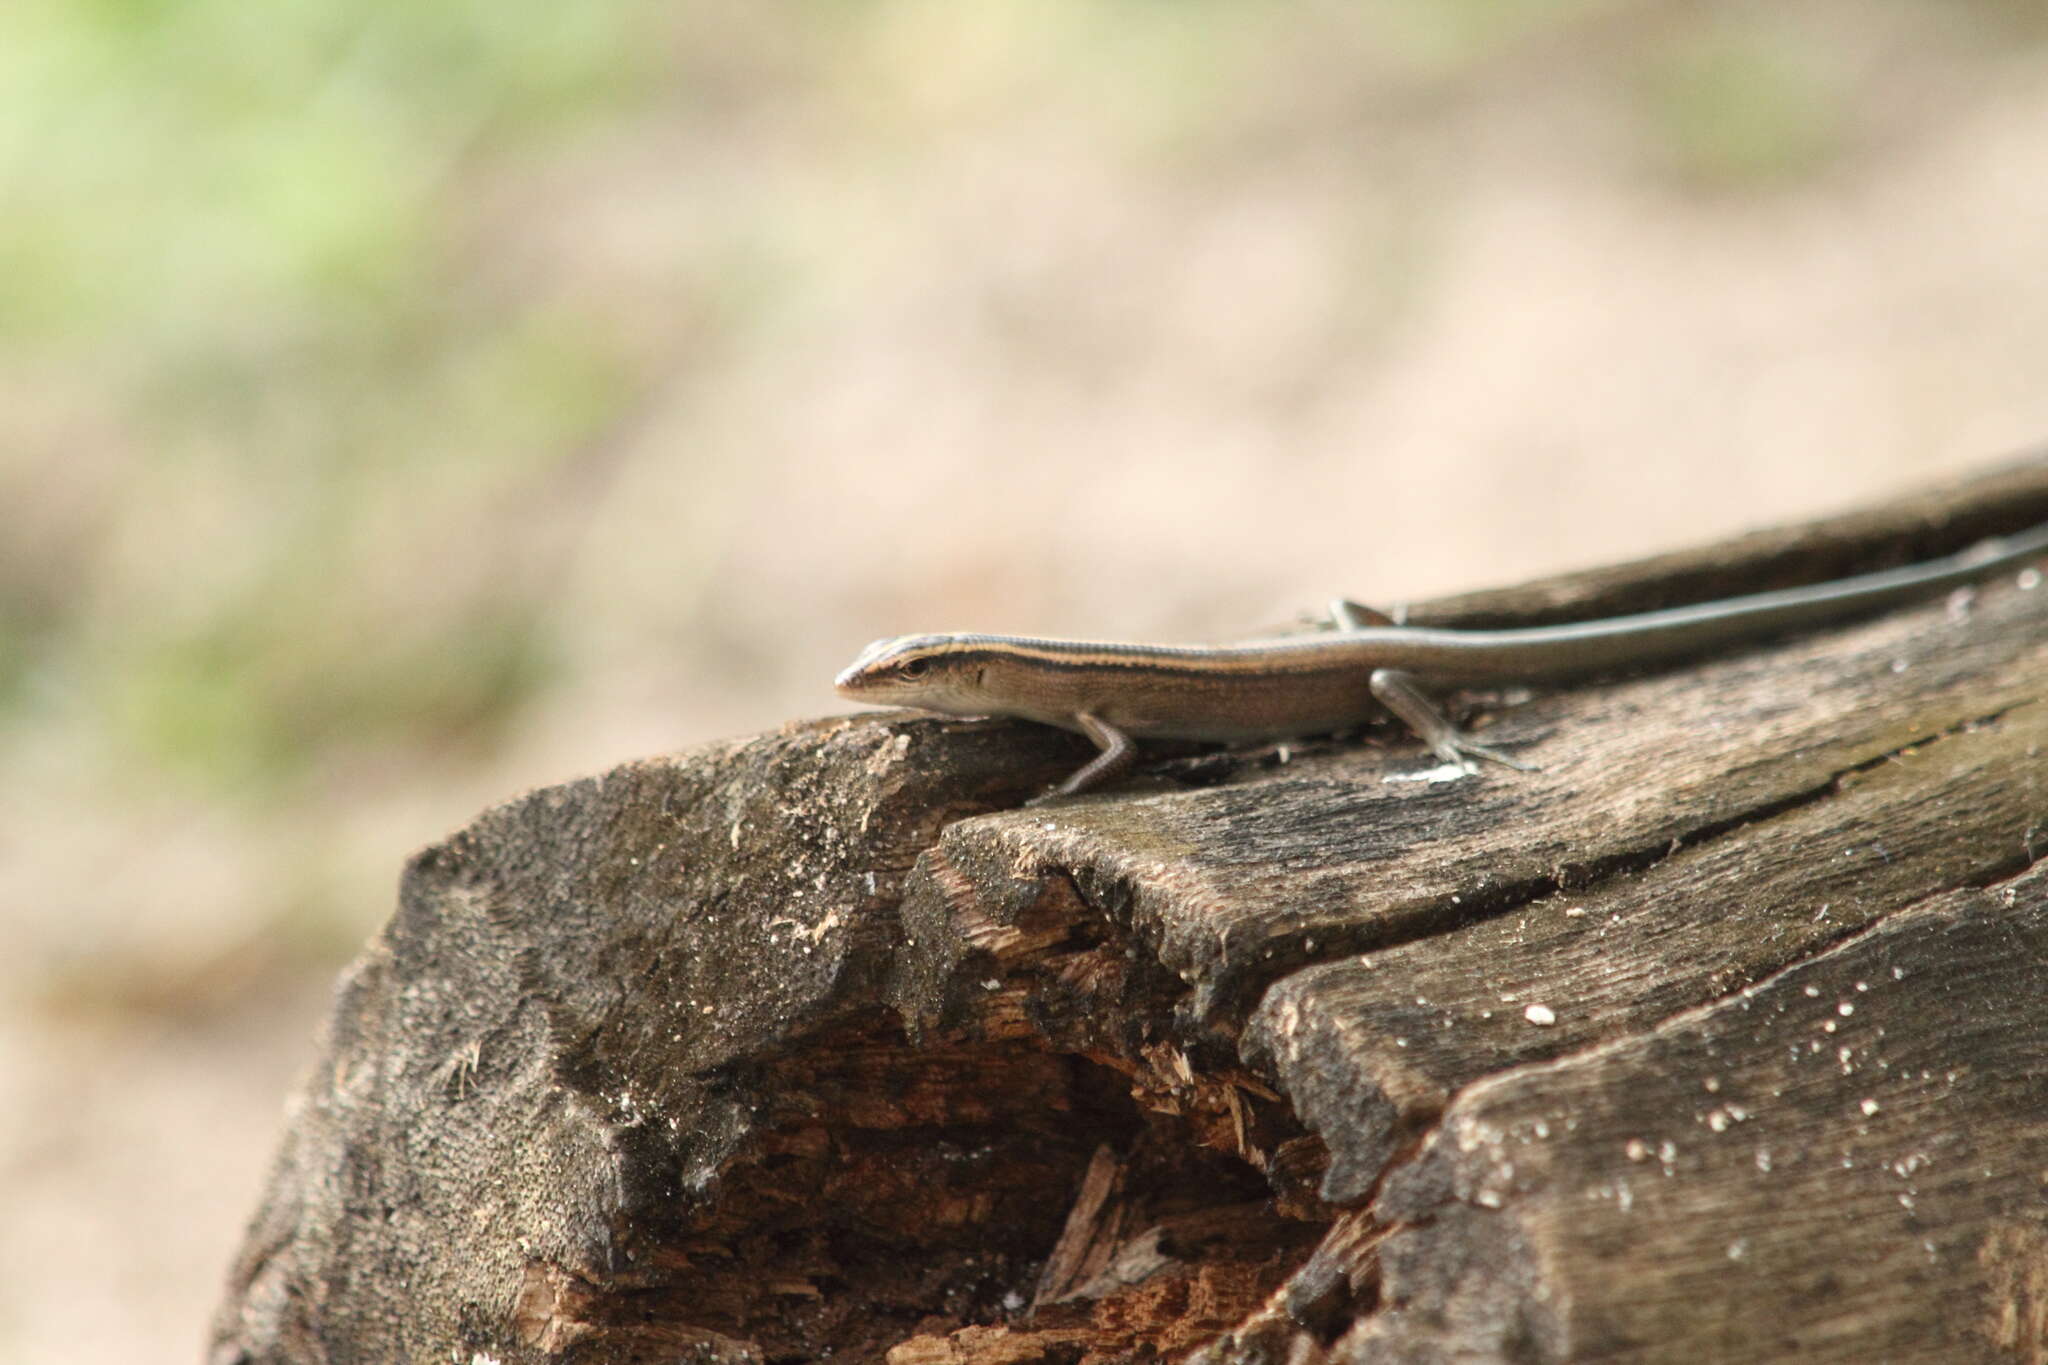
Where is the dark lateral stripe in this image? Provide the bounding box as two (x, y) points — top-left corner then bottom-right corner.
(927, 637), (1360, 680)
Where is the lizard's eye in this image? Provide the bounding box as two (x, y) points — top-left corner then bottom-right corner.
(898, 658), (930, 679)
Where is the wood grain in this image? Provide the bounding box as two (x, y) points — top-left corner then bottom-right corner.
(212, 455), (2048, 1364)
(1353, 867), (2048, 1363)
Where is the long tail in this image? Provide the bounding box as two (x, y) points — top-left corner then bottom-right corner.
(1364, 519), (2048, 681)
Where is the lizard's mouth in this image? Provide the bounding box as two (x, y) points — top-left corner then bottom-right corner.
(833, 639), (899, 697)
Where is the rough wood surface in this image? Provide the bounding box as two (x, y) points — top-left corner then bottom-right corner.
(213, 455), (2048, 1364)
(1353, 869), (2048, 1363)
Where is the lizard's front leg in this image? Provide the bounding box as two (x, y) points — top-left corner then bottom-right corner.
(1038, 711), (1139, 799)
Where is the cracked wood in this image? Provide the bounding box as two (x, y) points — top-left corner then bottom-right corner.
(213, 454), (2048, 1365)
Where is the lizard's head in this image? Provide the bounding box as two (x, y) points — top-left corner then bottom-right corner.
(834, 634), (996, 717)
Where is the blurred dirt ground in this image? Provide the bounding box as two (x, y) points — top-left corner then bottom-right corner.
(3, 1), (2046, 1359)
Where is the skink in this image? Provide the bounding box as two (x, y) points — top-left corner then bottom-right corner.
(835, 521), (2048, 797)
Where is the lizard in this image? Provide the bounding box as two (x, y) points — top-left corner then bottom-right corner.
(835, 520), (2048, 797)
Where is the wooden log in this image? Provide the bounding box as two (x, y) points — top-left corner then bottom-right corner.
(212, 455), (2048, 1364)
(1348, 872), (2048, 1362)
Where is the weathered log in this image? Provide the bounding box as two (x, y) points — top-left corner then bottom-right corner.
(212, 455), (2048, 1364)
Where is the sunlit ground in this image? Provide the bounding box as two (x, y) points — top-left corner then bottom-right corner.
(3, 1), (2046, 1357)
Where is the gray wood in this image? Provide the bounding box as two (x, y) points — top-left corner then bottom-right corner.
(213, 454), (2048, 1364)
(1349, 868), (2048, 1364)
(1246, 699), (2048, 1204)
(208, 717), (1105, 1365)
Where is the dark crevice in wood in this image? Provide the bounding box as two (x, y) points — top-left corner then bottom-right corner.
(871, 857), (1347, 1360)
(891, 845), (1323, 1165)
(1161, 1210), (1391, 1365)
(592, 1004), (1338, 1363)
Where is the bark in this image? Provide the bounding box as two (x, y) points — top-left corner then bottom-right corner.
(213, 455), (2048, 1365)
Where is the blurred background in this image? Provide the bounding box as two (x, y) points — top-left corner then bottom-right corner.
(3, 0), (2046, 1357)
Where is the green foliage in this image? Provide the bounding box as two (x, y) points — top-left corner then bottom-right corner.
(0, 0), (653, 793)
(1640, 31), (1844, 189)
(110, 595), (557, 788)
(0, 0), (660, 346)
